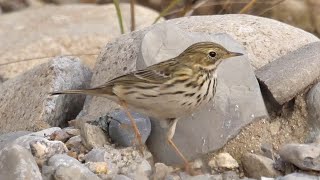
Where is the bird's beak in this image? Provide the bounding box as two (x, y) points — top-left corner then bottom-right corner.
(224, 51), (243, 59)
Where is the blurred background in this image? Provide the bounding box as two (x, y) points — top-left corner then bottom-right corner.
(0, 0), (319, 37)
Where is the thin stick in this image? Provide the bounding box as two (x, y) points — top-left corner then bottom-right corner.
(239, 0), (256, 14)
(258, 0), (286, 16)
(113, 0), (125, 34)
(153, 0), (182, 24)
(130, 0), (135, 31)
(164, 0), (270, 17)
(0, 53), (98, 67)
(218, 0), (231, 14)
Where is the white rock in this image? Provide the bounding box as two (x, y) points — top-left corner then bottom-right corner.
(208, 153), (239, 169)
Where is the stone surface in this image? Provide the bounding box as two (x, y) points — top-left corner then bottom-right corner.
(113, 174), (133, 180)
(84, 148), (109, 163)
(84, 145), (152, 178)
(85, 161), (109, 175)
(42, 165), (56, 180)
(256, 42), (320, 106)
(108, 110), (151, 147)
(30, 139), (68, 166)
(153, 15), (318, 70)
(50, 129), (71, 142)
(0, 131), (31, 150)
(261, 143), (274, 160)
(48, 154), (101, 180)
(0, 57), (91, 134)
(222, 171), (240, 180)
(307, 82), (320, 137)
(180, 173), (222, 180)
(4, 127), (61, 150)
(242, 153), (281, 179)
(191, 158), (204, 170)
(64, 127), (80, 136)
(0, 144), (42, 180)
(31, 127), (62, 137)
(0, 3), (161, 80)
(208, 153), (239, 170)
(80, 122), (109, 150)
(261, 178), (275, 180)
(126, 159), (152, 180)
(279, 143), (320, 171)
(279, 172), (319, 180)
(65, 135), (83, 151)
(152, 163), (173, 180)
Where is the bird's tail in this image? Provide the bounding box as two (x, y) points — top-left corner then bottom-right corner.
(49, 87), (114, 97)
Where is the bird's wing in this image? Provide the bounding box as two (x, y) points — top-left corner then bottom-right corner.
(101, 59), (181, 86)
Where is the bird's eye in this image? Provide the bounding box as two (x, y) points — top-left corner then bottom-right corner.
(208, 51), (216, 58)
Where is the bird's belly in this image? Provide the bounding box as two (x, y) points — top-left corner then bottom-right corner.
(127, 96), (194, 120)
(113, 75), (216, 120)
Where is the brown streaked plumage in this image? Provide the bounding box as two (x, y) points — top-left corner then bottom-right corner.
(50, 42), (243, 174)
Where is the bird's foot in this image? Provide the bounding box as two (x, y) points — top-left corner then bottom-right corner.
(184, 163), (201, 176)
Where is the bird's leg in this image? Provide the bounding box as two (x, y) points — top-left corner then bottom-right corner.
(167, 118), (192, 174)
(119, 99), (144, 155)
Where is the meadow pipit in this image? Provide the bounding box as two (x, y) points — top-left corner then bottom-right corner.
(50, 42), (243, 174)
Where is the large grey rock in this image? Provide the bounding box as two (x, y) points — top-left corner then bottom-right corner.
(242, 153), (281, 179)
(307, 82), (320, 137)
(0, 144), (42, 180)
(256, 42), (320, 107)
(48, 154), (101, 180)
(143, 25), (267, 164)
(77, 15), (319, 164)
(0, 57), (91, 134)
(0, 4), (161, 80)
(108, 110), (151, 147)
(279, 143), (320, 171)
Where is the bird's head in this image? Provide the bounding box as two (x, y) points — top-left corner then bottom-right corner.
(179, 42), (243, 71)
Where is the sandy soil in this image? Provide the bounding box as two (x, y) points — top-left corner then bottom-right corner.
(208, 95), (309, 163)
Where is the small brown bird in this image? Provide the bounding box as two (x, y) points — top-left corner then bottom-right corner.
(50, 42), (243, 173)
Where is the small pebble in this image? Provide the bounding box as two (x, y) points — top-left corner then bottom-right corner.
(50, 129), (71, 142)
(208, 153), (239, 170)
(64, 127), (81, 136)
(30, 139), (68, 167)
(86, 162), (109, 174)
